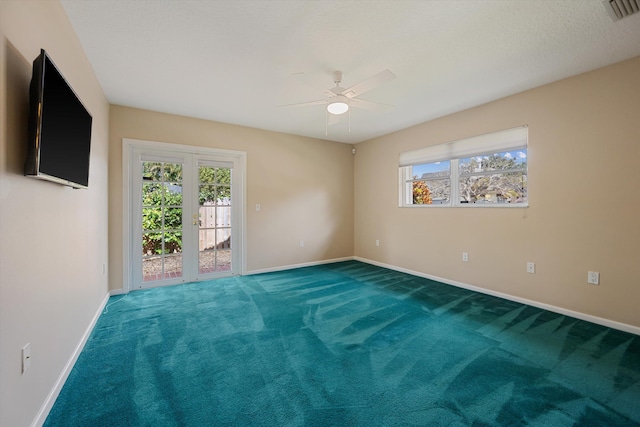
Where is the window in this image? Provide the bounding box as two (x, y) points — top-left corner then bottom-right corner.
(400, 126), (528, 207)
(407, 161), (451, 205)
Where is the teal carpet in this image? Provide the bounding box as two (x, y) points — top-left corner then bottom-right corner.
(45, 261), (640, 426)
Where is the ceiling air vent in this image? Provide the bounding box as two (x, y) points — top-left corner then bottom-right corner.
(605, 0), (640, 21)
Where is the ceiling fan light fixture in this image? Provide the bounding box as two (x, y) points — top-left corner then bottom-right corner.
(327, 95), (349, 115)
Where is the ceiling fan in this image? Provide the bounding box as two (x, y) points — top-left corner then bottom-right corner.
(279, 69), (396, 124)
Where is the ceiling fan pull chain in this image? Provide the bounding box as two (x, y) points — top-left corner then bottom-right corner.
(325, 108), (329, 136)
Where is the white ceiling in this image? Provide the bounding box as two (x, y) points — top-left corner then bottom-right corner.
(60, 0), (640, 144)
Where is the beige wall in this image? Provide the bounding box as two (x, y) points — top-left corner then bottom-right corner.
(0, 1), (110, 426)
(354, 56), (640, 328)
(109, 106), (354, 291)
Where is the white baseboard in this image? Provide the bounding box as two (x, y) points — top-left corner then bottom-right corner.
(354, 257), (640, 336)
(109, 288), (127, 296)
(32, 292), (110, 427)
(246, 256), (355, 276)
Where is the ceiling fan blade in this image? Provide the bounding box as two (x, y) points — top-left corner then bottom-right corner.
(341, 69), (396, 98)
(349, 98), (394, 111)
(277, 99), (327, 108)
(292, 72), (335, 97)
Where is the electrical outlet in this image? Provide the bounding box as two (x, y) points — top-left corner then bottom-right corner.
(22, 343), (31, 374)
(587, 271), (600, 285)
(375, 239), (380, 247)
(299, 240), (304, 248)
(462, 252), (469, 262)
(527, 262), (535, 274)
(255, 204), (261, 212)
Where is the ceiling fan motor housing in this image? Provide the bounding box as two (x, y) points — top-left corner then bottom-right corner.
(333, 70), (343, 85)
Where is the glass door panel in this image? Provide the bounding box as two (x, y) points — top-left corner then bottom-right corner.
(198, 165), (232, 274)
(141, 161), (184, 282)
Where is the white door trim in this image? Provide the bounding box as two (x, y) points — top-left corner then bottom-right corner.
(122, 138), (247, 293)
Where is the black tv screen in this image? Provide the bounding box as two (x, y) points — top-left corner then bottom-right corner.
(25, 49), (92, 189)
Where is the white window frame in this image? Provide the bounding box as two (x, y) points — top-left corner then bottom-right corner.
(399, 126), (528, 208)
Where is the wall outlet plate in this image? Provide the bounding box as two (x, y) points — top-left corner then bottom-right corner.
(588, 271), (600, 285)
(462, 252), (469, 262)
(527, 262), (535, 274)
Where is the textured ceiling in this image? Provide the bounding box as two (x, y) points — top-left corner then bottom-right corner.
(60, 0), (640, 143)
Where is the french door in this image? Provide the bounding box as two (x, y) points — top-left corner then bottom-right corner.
(126, 141), (245, 290)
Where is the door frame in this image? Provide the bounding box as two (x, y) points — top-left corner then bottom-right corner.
(122, 138), (247, 292)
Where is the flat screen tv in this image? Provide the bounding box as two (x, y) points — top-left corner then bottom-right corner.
(24, 49), (92, 189)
